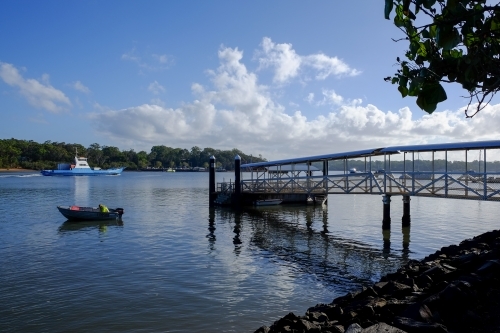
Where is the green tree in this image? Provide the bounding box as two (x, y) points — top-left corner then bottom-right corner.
(384, 0), (500, 116)
(87, 143), (105, 166)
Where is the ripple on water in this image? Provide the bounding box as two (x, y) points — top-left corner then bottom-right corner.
(1, 173), (499, 332)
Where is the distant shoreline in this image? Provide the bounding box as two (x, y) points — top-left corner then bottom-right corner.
(0, 168), (36, 172)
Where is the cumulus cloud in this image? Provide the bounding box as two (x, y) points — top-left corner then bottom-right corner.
(0, 62), (71, 113)
(122, 48), (173, 71)
(90, 45), (500, 160)
(72, 80), (90, 94)
(148, 81), (165, 95)
(255, 37), (360, 83)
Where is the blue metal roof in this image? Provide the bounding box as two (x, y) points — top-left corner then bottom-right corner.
(381, 140), (500, 153)
(242, 148), (390, 169)
(241, 140), (500, 169)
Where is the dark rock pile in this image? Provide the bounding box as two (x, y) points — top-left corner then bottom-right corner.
(254, 229), (500, 333)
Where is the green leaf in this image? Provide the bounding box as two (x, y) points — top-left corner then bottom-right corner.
(403, 0), (411, 15)
(417, 42), (427, 57)
(399, 76), (408, 87)
(415, 0), (423, 14)
(398, 85), (409, 97)
(416, 82), (447, 113)
(421, 28), (430, 39)
(450, 49), (463, 58)
(385, 0), (394, 19)
(408, 78), (422, 96)
(423, 0), (436, 10)
(436, 26), (461, 50)
(429, 25), (438, 38)
(491, 17), (500, 31)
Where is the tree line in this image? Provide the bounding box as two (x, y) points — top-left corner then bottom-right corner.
(0, 138), (266, 171)
(322, 159), (500, 173)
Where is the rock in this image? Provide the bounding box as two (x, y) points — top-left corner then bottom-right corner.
(393, 317), (448, 333)
(308, 303), (343, 321)
(379, 282), (413, 298)
(345, 323), (363, 333)
(307, 311), (328, 323)
(400, 303), (435, 323)
(298, 318), (320, 332)
(476, 259), (500, 279)
(361, 322), (407, 333)
(254, 326), (270, 333)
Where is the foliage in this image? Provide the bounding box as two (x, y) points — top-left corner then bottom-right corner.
(0, 138), (266, 171)
(384, 0), (500, 116)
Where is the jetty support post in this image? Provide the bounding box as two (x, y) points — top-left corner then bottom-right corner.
(234, 155), (241, 207)
(402, 195), (411, 226)
(209, 155), (216, 207)
(382, 194), (391, 230)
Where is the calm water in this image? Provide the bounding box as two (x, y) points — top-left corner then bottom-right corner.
(0, 171), (498, 332)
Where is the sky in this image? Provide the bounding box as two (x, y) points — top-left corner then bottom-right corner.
(1, 1), (500, 161)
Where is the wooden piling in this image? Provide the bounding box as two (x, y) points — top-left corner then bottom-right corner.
(382, 194), (391, 230)
(209, 155), (216, 207)
(402, 195), (411, 226)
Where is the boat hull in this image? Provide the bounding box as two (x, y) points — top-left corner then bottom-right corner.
(254, 199), (282, 206)
(41, 167), (125, 176)
(57, 206), (124, 221)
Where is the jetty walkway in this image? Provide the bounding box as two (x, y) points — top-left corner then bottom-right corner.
(210, 140), (500, 228)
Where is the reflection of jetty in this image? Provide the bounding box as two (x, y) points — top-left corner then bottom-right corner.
(213, 207), (409, 291)
(209, 140), (500, 229)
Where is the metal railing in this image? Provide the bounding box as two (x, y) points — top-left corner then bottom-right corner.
(239, 170), (500, 201)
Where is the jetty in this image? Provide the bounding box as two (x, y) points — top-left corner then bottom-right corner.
(209, 140), (500, 229)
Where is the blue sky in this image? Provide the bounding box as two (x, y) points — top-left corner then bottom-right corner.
(1, 1), (499, 160)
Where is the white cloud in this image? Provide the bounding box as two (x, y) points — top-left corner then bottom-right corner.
(153, 54), (172, 65)
(304, 54), (361, 80)
(322, 89), (343, 105)
(122, 48), (173, 71)
(73, 80), (90, 94)
(148, 81), (165, 95)
(89, 45), (500, 160)
(257, 37), (301, 83)
(305, 93), (315, 104)
(150, 98), (165, 107)
(0, 62), (71, 113)
(255, 37), (360, 84)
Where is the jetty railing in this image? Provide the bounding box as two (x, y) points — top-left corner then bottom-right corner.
(239, 170), (500, 201)
(236, 141), (500, 202)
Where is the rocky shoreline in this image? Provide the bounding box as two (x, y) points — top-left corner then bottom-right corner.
(254, 229), (500, 333)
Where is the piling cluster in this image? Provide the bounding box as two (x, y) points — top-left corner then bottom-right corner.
(253, 229), (500, 333)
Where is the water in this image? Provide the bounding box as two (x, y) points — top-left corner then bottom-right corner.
(0, 171), (498, 332)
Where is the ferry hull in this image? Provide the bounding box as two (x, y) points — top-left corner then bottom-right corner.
(41, 167), (125, 176)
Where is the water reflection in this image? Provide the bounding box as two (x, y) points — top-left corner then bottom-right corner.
(207, 208), (216, 250)
(72, 176), (90, 205)
(213, 204), (412, 290)
(58, 220), (123, 233)
(402, 225), (411, 260)
(382, 228), (391, 258)
(233, 213), (242, 249)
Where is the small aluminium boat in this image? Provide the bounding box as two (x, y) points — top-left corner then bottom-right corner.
(254, 199), (282, 206)
(41, 149), (125, 176)
(57, 205), (124, 221)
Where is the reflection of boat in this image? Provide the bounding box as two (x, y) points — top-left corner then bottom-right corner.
(57, 205), (124, 221)
(41, 150), (125, 176)
(254, 199), (282, 206)
(58, 220), (123, 232)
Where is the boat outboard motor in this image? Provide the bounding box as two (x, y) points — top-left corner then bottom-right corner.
(115, 208), (124, 218)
